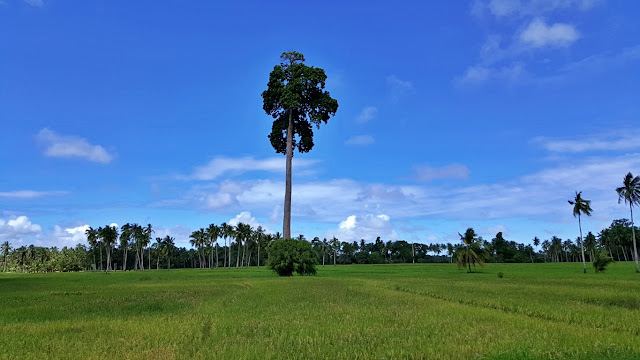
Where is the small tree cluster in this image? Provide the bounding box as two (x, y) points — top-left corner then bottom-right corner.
(267, 238), (318, 276)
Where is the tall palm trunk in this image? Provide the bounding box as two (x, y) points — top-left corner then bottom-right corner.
(631, 205), (639, 273)
(215, 244), (219, 268)
(283, 110), (293, 239)
(257, 245), (260, 267)
(99, 244), (103, 271)
(578, 215), (586, 273)
(236, 239), (241, 268)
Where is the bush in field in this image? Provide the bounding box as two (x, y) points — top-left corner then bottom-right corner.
(267, 238), (318, 276)
(593, 250), (614, 273)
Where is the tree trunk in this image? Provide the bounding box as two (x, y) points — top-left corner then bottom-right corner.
(628, 204), (640, 273)
(99, 244), (103, 271)
(216, 244), (219, 268)
(236, 240), (241, 268)
(168, 257), (171, 270)
(257, 245), (260, 267)
(283, 109), (293, 239)
(334, 251), (336, 265)
(123, 248), (128, 271)
(579, 215), (586, 273)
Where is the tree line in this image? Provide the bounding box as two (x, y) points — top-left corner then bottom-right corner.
(1, 172), (638, 274)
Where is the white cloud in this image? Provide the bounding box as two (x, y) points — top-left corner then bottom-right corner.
(51, 224), (90, 248)
(456, 63), (525, 84)
(0, 190), (68, 199)
(413, 164), (471, 182)
(24, 0), (43, 7)
(327, 214), (398, 242)
(474, 0), (600, 18)
(533, 131), (640, 153)
(228, 211), (271, 233)
(153, 225), (194, 248)
(520, 18), (580, 48)
(0, 216), (43, 241)
(37, 129), (113, 164)
(345, 135), (375, 146)
(187, 156), (319, 181)
(356, 106), (378, 124)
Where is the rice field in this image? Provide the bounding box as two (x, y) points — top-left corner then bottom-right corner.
(1, 262), (639, 359)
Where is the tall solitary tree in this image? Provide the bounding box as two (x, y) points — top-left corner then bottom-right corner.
(568, 191), (593, 273)
(616, 172), (640, 273)
(262, 51), (339, 239)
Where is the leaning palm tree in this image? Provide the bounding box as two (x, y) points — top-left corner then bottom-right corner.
(569, 191), (592, 273)
(616, 172), (640, 273)
(456, 228), (487, 273)
(1, 241), (11, 272)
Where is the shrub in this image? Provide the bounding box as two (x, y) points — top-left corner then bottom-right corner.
(267, 238), (318, 276)
(497, 272), (504, 278)
(593, 250), (614, 273)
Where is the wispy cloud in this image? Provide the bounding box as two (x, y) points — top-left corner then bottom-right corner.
(345, 135), (375, 146)
(24, 0), (43, 7)
(473, 0), (600, 18)
(520, 18), (580, 48)
(387, 75), (413, 102)
(533, 131), (640, 153)
(185, 156), (319, 181)
(37, 129), (113, 164)
(413, 164), (471, 182)
(356, 106), (378, 124)
(0, 190), (69, 199)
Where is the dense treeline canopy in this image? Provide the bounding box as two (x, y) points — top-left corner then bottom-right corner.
(2, 219), (638, 273)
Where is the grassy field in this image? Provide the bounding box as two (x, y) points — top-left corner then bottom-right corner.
(1, 263), (639, 359)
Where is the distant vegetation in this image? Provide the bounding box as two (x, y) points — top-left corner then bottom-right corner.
(1, 218), (638, 274)
(1, 170), (638, 275)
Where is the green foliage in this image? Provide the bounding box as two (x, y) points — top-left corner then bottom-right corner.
(455, 228), (489, 272)
(262, 51), (339, 155)
(497, 271), (504, 278)
(267, 238), (318, 276)
(593, 250), (615, 273)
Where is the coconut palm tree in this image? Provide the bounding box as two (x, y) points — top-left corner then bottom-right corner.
(569, 191), (592, 273)
(159, 235), (175, 269)
(220, 222), (230, 267)
(99, 225), (118, 271)
(331, 236), (339, 265)
(1, 241), (11, 272)
(84, 226), (100, 270)
(455, 228), (487, 273)
(207, 224), (220, 268)
(120, 224), (132, 271)
(616, 172), (640, 273)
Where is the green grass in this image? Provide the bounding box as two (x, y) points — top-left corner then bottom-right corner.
(1, 262), (639, 359)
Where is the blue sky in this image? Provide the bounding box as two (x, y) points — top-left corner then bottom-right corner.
(1, 0), (639, 248)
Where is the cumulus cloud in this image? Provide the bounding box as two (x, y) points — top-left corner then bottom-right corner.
(51, 224), (90, 248)
(356, 106), (378, 124)
(228, 211), (271, 233)
(0, 216), (43, 242)
(37, 129), (113, 164)
(186, 156), (319, 181)
(520, 18), (580, 48)
(413, 164), (470, 182)
(345, 135), (375, 146)
(0, 190), (68, 199)
(326, 214), (398, 242)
